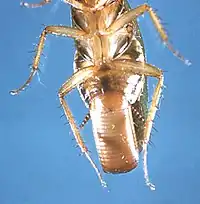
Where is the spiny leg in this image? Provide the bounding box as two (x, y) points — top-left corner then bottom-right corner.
(106, 4), (191, 65)
(143, 74), (163, 191)
(113, 60), (163, 190)
(58, 67), (107, 188)
(139, 64), (163, 191)
(79, 113), (91, 129)
(20, 0), (51, 8)
(10, 26), (87, 96)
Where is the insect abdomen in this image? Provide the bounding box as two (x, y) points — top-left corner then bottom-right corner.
(90, 91), (139, 173)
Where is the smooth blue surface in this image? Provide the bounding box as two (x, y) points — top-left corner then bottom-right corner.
(1, 0), (199, 203)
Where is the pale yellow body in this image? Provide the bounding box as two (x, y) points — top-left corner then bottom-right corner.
(11, 0), (190, 190)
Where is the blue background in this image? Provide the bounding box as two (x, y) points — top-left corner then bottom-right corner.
(1, 0), (199, 203)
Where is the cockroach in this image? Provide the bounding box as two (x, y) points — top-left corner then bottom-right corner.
(11, 0), (190, 190)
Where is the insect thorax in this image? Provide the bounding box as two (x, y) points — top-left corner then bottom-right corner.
(72, 0), (145, 108)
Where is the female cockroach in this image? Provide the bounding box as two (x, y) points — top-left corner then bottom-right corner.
(11, 0), (190, 190)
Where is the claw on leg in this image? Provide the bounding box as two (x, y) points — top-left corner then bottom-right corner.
(58, 67), (107, 188)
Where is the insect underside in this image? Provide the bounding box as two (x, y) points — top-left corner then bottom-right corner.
(11, 0), (190, 190)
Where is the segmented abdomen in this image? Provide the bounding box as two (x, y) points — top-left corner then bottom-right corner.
(90, 91), (139, 173)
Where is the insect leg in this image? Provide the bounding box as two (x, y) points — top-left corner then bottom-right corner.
(112, 60), (163, 190)
(106, 4), (191, 65)
(20, 0), (51, 8)
(58, 67), (107, 188)
(140, 65), (163, 191)
(10, 26), (87, 96)
(79, 113), (91, 129)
